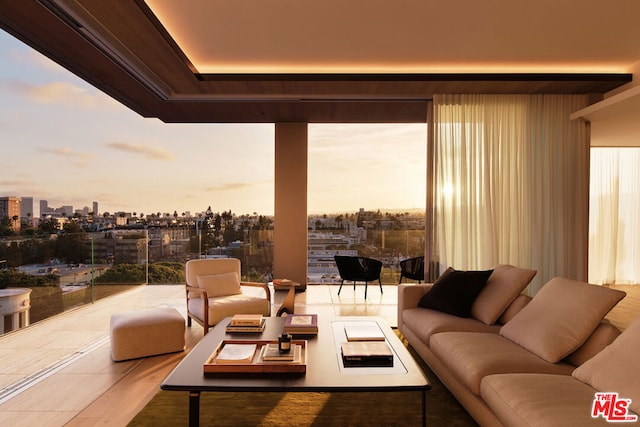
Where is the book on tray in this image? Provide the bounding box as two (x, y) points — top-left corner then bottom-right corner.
(284, 314), (318, 335)
(260, 343), (297, 362)
(341, 341), (393, 367)
(343, 321), (385, 341)
(225, 318), (266, 333)
(214, 343), (258, 364)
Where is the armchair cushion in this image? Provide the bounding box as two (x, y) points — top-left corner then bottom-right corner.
(471, 264), (536, 325)
(418, 267), (493, 317)
(196, 272), (241, 297)
(187, 294), (270, 327)
(500, 277), (626, 363)
(573, 317), (640, 414)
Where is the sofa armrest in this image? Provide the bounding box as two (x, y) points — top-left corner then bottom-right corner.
(397, 283), (433, 331)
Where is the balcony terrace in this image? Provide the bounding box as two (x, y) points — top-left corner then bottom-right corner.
(0, 282), (402, 426)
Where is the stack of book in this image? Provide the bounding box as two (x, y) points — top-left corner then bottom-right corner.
(260, 343), (303, 363)
(341, 341), (393, 367)
(341, 321), (393, 367)
(343, 321), (386, 342)
(272, 278), (300, 290)
(225, 314), (266, 333)
(284, 314), (318, 335)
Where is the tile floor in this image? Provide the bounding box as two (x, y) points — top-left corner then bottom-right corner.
(0, 283), (399, 426)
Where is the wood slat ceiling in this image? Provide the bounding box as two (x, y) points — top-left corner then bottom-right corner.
(0, 0), (632, 123)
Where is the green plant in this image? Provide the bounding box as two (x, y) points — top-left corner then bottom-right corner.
(95, 262), (185, 284)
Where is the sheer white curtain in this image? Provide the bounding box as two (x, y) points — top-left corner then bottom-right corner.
(431, 94), (589, 294)
(589, 147), (640, 285)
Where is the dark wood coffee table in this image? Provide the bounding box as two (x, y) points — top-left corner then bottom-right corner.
(162, 316), (430, 426)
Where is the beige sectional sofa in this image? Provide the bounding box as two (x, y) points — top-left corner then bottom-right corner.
(398, 265), (639, 426)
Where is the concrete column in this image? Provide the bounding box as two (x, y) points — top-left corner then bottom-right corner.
(274, 123), (308, 284)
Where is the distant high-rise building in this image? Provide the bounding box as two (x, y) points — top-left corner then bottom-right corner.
(0, 196), (22, 232)
(40, 200), (49, 217)
(93, 201), (99, 216)
(21, 197), (34, 220)
(76, 206), (90, 216)
(60, 206), (73, 217)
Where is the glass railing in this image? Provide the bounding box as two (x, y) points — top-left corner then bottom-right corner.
(1, 230), (154, 333)
(0, 227), (425, 334)
(308, 229), (427, 284)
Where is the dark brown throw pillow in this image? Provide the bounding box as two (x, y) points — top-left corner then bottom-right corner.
(418, 267), (493, 317)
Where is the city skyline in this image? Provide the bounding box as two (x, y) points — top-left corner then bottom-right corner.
(0, 31), (427, 217)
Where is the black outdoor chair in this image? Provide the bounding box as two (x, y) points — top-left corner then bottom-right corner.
(334, 255), (383, 299)
(399, 256), (425, 284)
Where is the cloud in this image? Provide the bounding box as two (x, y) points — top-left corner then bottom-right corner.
(106, 141), (175, 160)
(0, 178), (32, 187)
(38, 146), (93, 168)
(5, 43), (69, 75)
(1, 79), (117, 109)
(205, 183), (255, 192)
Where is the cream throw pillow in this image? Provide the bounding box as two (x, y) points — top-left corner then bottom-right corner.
(196, 272), (242, 297)
(471, 264), (536, 325)
(499, 277), (626, 363)
(573, 317), (640, 414)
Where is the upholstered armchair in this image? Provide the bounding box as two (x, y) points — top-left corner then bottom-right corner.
(185, 258), (271, 334)
(399, 256), (425, 284)
(334, 255), (383, 299)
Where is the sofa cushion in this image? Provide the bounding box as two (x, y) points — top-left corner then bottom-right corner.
(429, 332), (574, 395)
(402, 307), (500, 344)
(418, 267), (493, 317)
(573, 316), (640, 414)
(564, 320), (621, 367)
(497, 293), (531, 325)
(481, 373), (615, 427)
(196, 272), (242, 297)
(499, 277), (626, 363)
(471, 264), (536, 325)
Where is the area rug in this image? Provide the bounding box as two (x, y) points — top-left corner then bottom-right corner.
(128, 332), (477, 426)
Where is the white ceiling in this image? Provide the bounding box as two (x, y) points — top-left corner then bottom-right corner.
(146, 0), (640, 74)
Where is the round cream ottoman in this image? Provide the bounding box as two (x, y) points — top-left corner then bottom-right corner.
(110, 307), (186, 362)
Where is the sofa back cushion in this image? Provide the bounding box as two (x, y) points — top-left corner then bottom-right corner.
(564, 320), (621, 367)
(418, 267), (493, 317)
(497, 293), (532, 325)
(573, 317), (640, 414)
(471, 264), (537, 325)
(499, 277), (626, 363)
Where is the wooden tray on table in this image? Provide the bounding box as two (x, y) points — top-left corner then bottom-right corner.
(204, 339), (307, 374)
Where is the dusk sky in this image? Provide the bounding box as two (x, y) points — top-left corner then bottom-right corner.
(0, 31), (426, 217)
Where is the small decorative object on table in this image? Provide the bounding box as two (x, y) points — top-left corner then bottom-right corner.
(278, 332), (292, 352)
